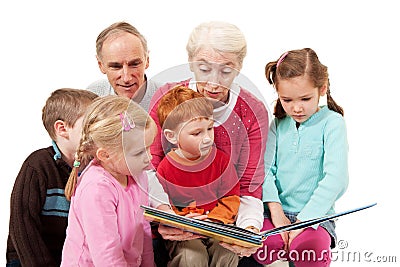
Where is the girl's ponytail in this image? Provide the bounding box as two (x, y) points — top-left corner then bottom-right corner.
(266, 60), (288, 119)
(326, 85), (344, 116)
(65, 132), (92, 201)
(273, 99), (286, 119)
(65, 156), (80, 201)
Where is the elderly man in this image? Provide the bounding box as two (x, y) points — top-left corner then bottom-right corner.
(88, 21), (158, 111)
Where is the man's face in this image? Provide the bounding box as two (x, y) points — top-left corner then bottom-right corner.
(97, 32), (149, 99)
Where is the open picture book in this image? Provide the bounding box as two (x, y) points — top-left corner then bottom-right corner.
(141, 203), (376, 248)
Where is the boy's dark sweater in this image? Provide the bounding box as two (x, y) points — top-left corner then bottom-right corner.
(6, 146), (71, 266)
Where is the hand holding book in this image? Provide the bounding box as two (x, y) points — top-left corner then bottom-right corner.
(158, 212), (208, 241)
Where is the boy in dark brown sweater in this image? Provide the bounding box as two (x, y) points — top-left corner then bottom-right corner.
(6, 89), (97, 267)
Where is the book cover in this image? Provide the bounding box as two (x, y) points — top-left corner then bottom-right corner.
(141, 203), (376, 248)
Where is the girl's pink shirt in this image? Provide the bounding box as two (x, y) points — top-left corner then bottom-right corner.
(61, 160), (154, 267)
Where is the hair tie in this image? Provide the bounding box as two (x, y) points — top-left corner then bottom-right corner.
(73, 160), (81, 168)
(277, 51), (289, 68)
(120, 111), (135, 131)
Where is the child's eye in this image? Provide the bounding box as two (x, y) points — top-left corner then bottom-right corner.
(281, 99), (291, 103)
(133, 150), (145, 157)
(192, 132), (201, 136)
(302, 97), (311, 101)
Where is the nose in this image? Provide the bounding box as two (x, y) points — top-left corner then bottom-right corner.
(293, 102), (303, 113)
(121, 65), (132, 83)
(141, 149), (150, 164)
(206, 70), (220, 89)
(203, 134), (213, 144)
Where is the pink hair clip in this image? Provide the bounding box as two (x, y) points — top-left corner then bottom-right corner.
(277, 51), (289, 68)
(120, 112), (135, 131)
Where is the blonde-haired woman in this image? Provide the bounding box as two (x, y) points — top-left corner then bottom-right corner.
(149, 21), (269, 266)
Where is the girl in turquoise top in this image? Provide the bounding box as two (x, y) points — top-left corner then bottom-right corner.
(253, 48), (348, 267)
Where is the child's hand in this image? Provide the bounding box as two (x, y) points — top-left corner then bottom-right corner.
(184, 212), (208, 221)
(269, 203), (291, 251)
(157, 204), (174, 213)
(219, 225), (259, 257)
(157, 213), (207, 241)
(288, 220), (305, 246)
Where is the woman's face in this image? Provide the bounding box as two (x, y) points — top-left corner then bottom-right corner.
(190, 47), (241, 103)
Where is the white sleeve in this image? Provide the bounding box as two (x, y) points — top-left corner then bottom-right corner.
(236, 195), (264, 230)
(146, 170), (170, 208)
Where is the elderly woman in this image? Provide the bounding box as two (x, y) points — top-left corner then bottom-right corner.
(149, 21), (269, 266)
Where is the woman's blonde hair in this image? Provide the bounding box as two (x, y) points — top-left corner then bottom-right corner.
(65, 95), (154, 200)
(186, 21), (247, 68)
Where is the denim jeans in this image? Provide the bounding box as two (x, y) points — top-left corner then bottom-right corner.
(6, 259), (21, 267)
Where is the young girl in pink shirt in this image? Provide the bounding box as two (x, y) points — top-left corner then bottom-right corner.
(61, 95), (158, 267)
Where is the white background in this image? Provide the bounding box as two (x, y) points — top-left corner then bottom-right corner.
(0, 0), (398, 266)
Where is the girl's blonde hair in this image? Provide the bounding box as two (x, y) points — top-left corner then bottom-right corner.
(265, 48), (344, 119)
(186, 21), (247, 68)
(65, 95), (154, 200)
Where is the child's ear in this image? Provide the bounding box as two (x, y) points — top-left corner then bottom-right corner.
(96, 147), (110, 162)
(164, 129), (178, 144)
(54, 120), (69, 139)
(320, 83), (328, 96)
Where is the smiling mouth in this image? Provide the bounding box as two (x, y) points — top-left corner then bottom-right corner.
(118, 84), (136, 89)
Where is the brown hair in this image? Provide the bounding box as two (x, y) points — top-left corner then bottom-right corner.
(265, 48), (343, 119)
(42, 88), (98, 140)
(65, 95), (154, 200)
(96, 21), (148, 60)
(157, 85), (213, 131)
